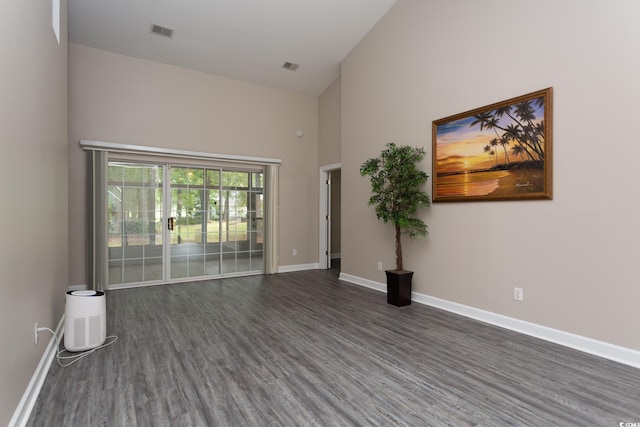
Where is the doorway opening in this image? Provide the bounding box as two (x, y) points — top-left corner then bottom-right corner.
(319, 163), (341, 271)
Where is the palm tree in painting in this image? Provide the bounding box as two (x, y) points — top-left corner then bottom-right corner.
(483, 144), (492, 162)
(533, 120), (546, 156)
(514, 100), (535, 123)
(514, 100), (545, 163)
(499, 137), (510, 165)
(511, 144), (526, 161)
(493, 105), (512, 119)
(470, 112), (494, 130)
(471, 111), (500, 135)
(489, 138), (499, 166)
(503, 123), (523, 146)
(469, 96), (546, 169)
(503, 123), (542, 168)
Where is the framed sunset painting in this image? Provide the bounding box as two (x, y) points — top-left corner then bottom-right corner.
(432, 88), (553, 202)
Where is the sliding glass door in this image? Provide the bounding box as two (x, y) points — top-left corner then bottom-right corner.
(107, 161), (264, 287)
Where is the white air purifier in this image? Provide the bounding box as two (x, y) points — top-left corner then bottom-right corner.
(64, 290), (106, 352)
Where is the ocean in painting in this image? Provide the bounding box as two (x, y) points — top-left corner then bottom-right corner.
(436, 170), (510, 197)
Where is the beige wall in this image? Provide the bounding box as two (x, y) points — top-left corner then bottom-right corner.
(0, 1), (69, 424)
(341, 0), (640, 351)
(319, 78), (343, 261)
(69, 44), (319, 285)
(318, 77), (342, 167)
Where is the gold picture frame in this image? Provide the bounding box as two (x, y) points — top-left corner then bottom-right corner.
(432, 88), (553, 202)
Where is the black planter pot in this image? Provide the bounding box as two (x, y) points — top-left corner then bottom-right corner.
(385, 270), (413, 306)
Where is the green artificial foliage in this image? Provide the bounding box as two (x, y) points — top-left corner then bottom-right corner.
(360, 142), (431, 271)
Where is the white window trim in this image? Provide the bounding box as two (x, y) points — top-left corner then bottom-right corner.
(80, 140), (282, 166)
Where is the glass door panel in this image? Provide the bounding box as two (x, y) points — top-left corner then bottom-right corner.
(217, 170), (264, 273)
(107, 162), (163, 286)
(248, 170), (264, 270)
(221, 171), (246, 274)
(205, 182), (221, 275)
(249, 191), (264, 271)
(169, 167), (207, 279)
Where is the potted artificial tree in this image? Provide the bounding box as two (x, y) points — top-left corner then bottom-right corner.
(360, 142), (431, 306)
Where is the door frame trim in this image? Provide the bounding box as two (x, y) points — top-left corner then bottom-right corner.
(319, 163), (341, 269)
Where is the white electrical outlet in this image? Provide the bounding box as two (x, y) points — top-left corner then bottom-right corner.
(377, 261), (383, 271)
(514, 287), (524, 301)
(292, 249), (297, 256)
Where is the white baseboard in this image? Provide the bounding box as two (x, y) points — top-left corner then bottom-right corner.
(339, 274), (640, 370)
(339, 273), (385, 293)
(331, 253), (341, 260)
(9, 315), (64, 427)
(278, 263), (320, 273)
(67, 284), (87, 291)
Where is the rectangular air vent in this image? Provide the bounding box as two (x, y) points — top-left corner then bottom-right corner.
(282, 62), (300, 71)
(150, 23), (173, 38)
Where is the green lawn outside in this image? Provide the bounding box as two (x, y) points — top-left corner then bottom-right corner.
(109, 219), (251, 247)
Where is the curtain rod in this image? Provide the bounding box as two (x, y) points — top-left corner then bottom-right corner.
(80, 140), (282, 166)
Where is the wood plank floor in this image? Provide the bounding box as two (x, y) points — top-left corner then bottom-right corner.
(28, 268), (640, 426)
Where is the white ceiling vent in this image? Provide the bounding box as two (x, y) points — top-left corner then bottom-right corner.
(150, 23), (173, 38)
(282, 62), (300, 71)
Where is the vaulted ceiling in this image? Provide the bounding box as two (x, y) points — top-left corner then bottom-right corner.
(69, 0), (398, 96)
